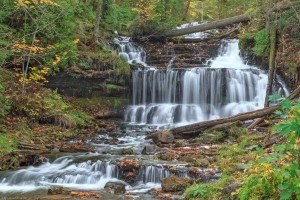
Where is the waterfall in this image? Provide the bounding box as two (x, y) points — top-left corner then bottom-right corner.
(122, 39), (289, 128)
(0, 155), (189, 193)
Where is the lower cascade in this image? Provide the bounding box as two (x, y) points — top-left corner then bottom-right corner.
(124, 39), (288, 128)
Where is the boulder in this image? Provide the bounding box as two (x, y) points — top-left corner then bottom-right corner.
(151, 130), (174, 145)
(141, 145), (160, 155)
(104, 182), (126, 195)
(161, 174), (193, 192)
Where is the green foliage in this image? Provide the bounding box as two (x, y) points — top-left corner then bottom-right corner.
(11, 87), (92, 127)
(0, 134), (16, 157)
(105, 1), (137, 33)
(185, 176), (229, 200)
(238, 97), (300, 200)
(129, 0), (184, 37)
(252, 28), (270, 56)
(0, 84), (10, 121)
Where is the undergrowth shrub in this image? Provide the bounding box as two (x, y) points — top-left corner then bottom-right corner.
(9, 84), (92, 127)
(0, 134), (16, 157)
(0, 84), (10, 121)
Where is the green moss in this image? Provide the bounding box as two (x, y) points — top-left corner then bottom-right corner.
(252, 28), (270, 56)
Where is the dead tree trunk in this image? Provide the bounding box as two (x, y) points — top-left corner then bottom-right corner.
(160, 14), (251, 37)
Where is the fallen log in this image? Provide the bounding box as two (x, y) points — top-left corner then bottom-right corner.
(148, 85), (300, 142)
(248, 84), (300, 129)
(172, 27), (239, 43)
(161, 14), (251, 37)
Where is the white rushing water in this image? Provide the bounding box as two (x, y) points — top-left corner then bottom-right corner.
(177, 22), (211, 39)
(122, 39), (289, 128)
(0, 153), (189, 193)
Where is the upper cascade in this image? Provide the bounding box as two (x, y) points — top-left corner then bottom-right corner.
(114, 37), (289, 129)
(208, 39), (251, 69)
(113, 37), (147, 66)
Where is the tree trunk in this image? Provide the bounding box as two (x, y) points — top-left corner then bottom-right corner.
(264, 27), (277, 107)
(94, 0), (102, 44)
(101, 0), (107, 20)
(149, 85), (300, 140)
(160, 14), (251, 37)
(181, 0), (191, 21)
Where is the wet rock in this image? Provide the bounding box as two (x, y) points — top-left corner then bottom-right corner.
(59, 143), (95, 153)
(121, 148), (137, 155)
(118, 159), (140, 184)
(104, 182), (126, 195)
(151, 130), (174, 145)
(141, 145), (160, 155)
(161, 174), (193, 192)
(48, 187), (71, 195)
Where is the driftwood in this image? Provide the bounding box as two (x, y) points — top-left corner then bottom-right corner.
(161, 14), (251, 37)
(149, 85), (300, 142)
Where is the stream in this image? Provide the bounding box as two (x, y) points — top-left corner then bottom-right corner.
(0, 26), (289, 199)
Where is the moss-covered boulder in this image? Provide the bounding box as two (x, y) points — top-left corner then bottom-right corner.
(161, 174), (193, 192)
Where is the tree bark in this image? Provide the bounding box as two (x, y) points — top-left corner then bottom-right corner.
(264, 27), (277, 107)
(160, 14), (251, 37)
(181, 0), (191, 21)
(149, 85), (300, 140)
(94, 0), (102, 44)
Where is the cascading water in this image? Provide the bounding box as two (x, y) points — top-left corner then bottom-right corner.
(0, 30), (289, 197)
(113, 37), (147, 66)
(123, 39), (289, 128)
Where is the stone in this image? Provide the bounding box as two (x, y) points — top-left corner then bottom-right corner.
(59, 143), (95, 153)
(104, 182), (126, 195)
(120, 148), (137, 155)
(141, 145), (160, 155)
(48, 187), (71, 195)
(151, 130), (174, 145)
(161, 174), (193, 192)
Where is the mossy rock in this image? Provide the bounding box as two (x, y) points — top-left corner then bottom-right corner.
(161, 174), (193, 192)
